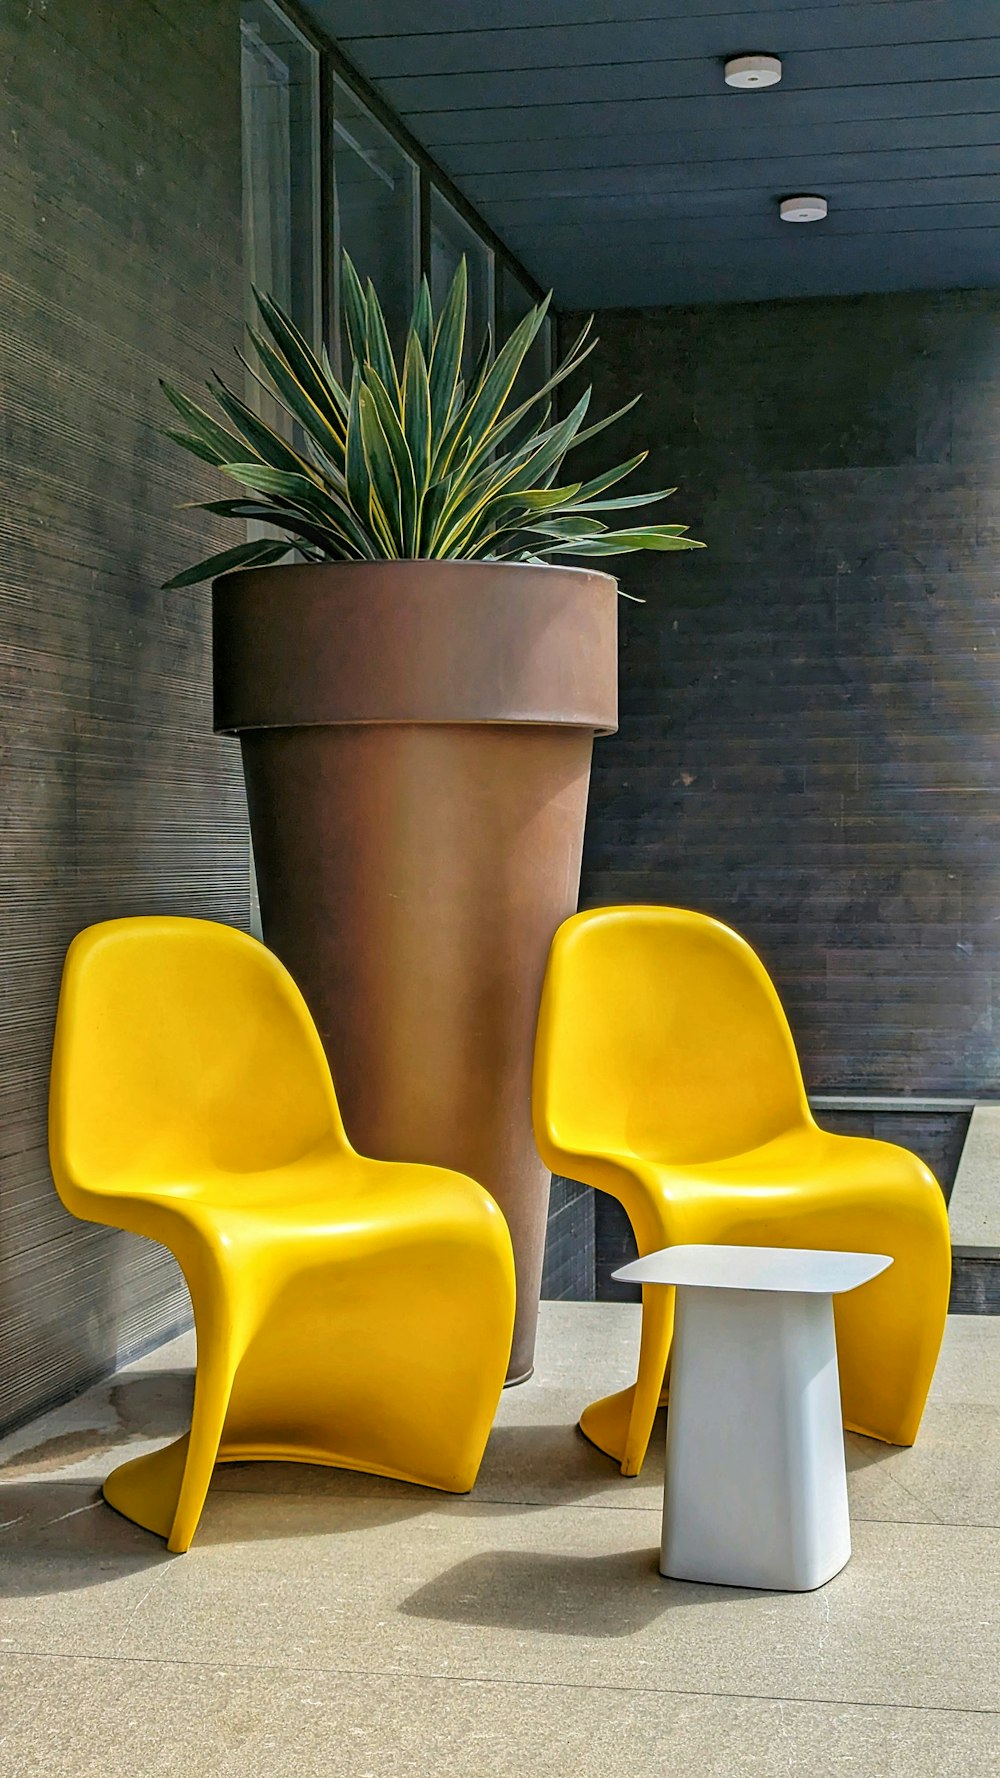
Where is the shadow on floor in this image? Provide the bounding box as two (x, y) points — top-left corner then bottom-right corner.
(845, 1432), (912, 1471)
(400, 1546), (765, 1637)
(0, 1480), (173, 1593)
(0, 1473), (439, 1589)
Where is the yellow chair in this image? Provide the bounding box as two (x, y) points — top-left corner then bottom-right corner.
(49, 916), (515, 1551)
(532, 905), (951, 1476)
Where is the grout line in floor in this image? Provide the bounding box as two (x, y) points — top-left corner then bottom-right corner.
(2, 1482), (997, 1533)
(0, 1644), (997, 1720)
(201, 1486), (1000, 1533)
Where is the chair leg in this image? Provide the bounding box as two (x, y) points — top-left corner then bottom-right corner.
(167, 1342), (240, 1552)
(622, 1282), (676, 1475)
(579, 1282), (675, 1475)
(102, 1336), (240, 1553)
(835, 1231), (951, 1446)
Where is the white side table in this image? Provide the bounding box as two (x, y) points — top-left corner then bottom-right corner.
(614, 1244), (892, 1592)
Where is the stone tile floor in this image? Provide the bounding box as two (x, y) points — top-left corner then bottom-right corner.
(0, 1303), (998, 1776)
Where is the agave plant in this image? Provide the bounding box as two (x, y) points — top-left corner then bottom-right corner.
(161, 254), (703, 588)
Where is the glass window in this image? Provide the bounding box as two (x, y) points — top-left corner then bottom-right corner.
(241, 1), (320, 352)
(332, 78), (418, 367)
(496, 260), (552, 439)
(429, 187), (494, 383)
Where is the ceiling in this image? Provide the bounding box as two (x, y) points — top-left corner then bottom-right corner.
(306, 1), (1000, 310)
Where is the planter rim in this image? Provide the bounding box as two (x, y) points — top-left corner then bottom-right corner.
(218, 557), (619, 587)
(213, 558), (619, 737)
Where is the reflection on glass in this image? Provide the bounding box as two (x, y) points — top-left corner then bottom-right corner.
(333, 78), (418, 364)
(430, 188), (494, 382)
(241, 0), (320, 358)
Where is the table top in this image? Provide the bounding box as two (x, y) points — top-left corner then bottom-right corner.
(613, 1244), (892, 1295)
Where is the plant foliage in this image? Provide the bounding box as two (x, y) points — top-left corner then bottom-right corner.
(162, 254), (704, 588)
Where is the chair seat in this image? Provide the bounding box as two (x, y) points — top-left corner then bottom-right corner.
(635, 1124), (936, 1202)
(116, 1144), (490, 1236)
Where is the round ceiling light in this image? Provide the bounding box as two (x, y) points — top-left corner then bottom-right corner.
(780, 195), (828, 223)
(724, 54), (782, 89)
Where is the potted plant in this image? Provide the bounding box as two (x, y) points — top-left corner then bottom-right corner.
(162, 256), (702, 1381)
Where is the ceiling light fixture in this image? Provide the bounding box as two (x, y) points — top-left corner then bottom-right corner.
(724, 54), (782, 89)
(779, 195), (828, 223)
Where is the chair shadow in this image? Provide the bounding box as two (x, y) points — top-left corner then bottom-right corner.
(845, 1431), (907, 1470)
(471, 1416), (662, 1497)
(0, 1479), (174, 1594)
(0, 1469), (438, 1591)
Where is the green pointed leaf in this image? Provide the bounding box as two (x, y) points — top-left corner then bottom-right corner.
(358, 383), (404, 553)
(410, 275), (434, 363)
(523, 515), (608, 539)
(187, 497), (349, 554)
(245, 327), (346, 462)
(364, 279), (400, 399)
(364, 368), (418, 553)
(401, 331), (433, 531)
(218, 462), (375, 558)
(544, 526), (705, 555)
(341, 252), (369, 366)
(162, 427), (227, 467)
(571, 454), (650, 502)
(563, 487), (681, 515)
(511, 484), (583, 510)
(345, 370), (370, 524)
(252, 288), (349, 427)
(565, 395), (642, 454)
(468, 323), (493, 404)
(210, 379), (321, 482)
(428, 258), (467, 442)
(160, 382), (251, 467)
(163, 537), (292, 590)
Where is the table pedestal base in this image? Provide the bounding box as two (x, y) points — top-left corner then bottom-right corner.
(661, 1285), (851, 1592)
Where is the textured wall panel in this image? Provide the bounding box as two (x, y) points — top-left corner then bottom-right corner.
(0, 0), (249, 1432)
(565, 289), (1000, 1102)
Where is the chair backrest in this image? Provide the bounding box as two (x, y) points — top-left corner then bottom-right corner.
(533, 906), (812, 1167)
(49, 917), (347, 1200)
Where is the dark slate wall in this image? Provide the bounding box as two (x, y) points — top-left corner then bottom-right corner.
(548, 287), (999, 1304)
(0, 0), (249, 1431)
(540, 1175), (595, 1302)
(566, 289), (1000, 1098)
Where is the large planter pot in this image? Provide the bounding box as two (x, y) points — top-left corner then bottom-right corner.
(213, 560), (618, 1381)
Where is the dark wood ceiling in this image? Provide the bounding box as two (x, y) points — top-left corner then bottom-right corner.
(307, 1), (1000, 308)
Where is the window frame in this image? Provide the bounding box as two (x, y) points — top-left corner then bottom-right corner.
(252, 1), (547, 367)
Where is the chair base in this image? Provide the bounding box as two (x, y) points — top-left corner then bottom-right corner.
(103, 1436), (193, 1546)
(578, 1385), (643, 1473)
(578, 1380), (672, 1475)
(103, 1433), (477, 1553)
